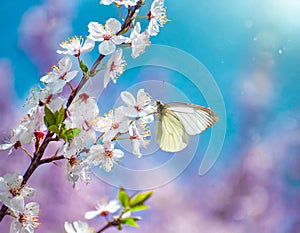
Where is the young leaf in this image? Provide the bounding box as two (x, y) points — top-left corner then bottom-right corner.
(130, 204), (149, 212)
(80, 60), (89, 73)
(56, 106), (65, 125)
(130, 191), (153, 208)
(118, 188), (130, 208)
(44, 105), (55, 127)
(48, 125), (59, 134)
(120, 217), (139, 228)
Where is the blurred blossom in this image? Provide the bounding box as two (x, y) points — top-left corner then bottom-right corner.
(18, 0), (79, 71)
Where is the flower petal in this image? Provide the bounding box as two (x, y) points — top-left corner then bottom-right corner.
(106, 18), (121, 34)
(137, 89), (151, 106)
(121, 91), (136, 106)
(99, 40), (116, 55)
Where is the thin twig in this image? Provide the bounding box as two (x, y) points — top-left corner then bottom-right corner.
(20, 146), (33, 159)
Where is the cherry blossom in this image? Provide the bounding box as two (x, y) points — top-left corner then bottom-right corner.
(63, 93), (100, 158)
(120, 89), (154, 122)
(57, 36), (95, 57)
(129, 122), (150, 158)
(0, 106), (46, 154)
(86, 142), (124, 172)
(64, 221), (94, 233)
(10, 202), (40, 233)
(66, 156), (91, 186)
(0, 173), (35, 214)
(88, 18), (128, 55)
(104, 48), (126, 88)
(130, 22), (150, 58)
(84, 199), (120, 219)
(147, 0), (168, 36)
(94, 107), (130, 142)
(40, 56), (78, 94)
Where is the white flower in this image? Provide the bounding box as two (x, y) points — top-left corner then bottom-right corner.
(88, 18), (128, 55)
(147, 0), (168, 36)
(94, 107), (130, 142)
(130, 22), (150, 58)
(66, 156), (91, 187)
(104, 49), (126, 88)
(57, 36), (95, 56)
(0, 106), (46, 154)
(40, 56), (78, 94)
(64, 221), (94, 233)
(0, 173), (35, 214)
(85, 199), (120, 219)
(10, 202), (40, 233)
(100, 0), (139, 8)
(87, 142), (124, 172)
(63, 93), (100, 158)
(120, 89), (154, 122)
(129, 121), (150, 158)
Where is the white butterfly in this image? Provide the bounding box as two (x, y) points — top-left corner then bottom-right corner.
(155, 101), (219, 152)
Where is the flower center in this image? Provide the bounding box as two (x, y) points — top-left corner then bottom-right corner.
(9, 187), (20, 197)
(60, 72), (67, 80)
(103, 34), (112, 40)
(134, 105), (142, 112)
(105, 149), (113, 158)
(112, 122), (119, 129)
(79, 93), (90, 103)
(147, 11), (154, 20)
(110, 62), (116, 72)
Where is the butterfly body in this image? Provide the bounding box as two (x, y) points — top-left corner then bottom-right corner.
(155, 101), (219, 152)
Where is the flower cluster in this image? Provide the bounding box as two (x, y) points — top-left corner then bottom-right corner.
(65, 189), (153, 233)
(0, 0), (168, 232)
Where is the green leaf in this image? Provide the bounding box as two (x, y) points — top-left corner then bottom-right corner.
(130, 204), (149, 212)
(118, 188), (130, 208)
(117, 224), (123, 231)
(130, 191), (153, 208)
(80, 60), (89, 73)
(48, 125), (59, 134)
(120, 217), (139, 228)
(44, 105), (55, 127)
(56, 106), (65, 125)
(69, 128), (81, 138)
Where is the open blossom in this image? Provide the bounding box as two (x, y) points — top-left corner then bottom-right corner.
(129, 121), (150, 158)
(0, 106), (46, 154)
(121, 89), (154, 122)
(100, 0), (139, 7)
(86, 142), (124, 172)
(130, 22), (150, 58)
(66, 156), (91, 186)
(40, 56), (78, 94)
(147, 0), (168, 36)
(88, 18), (128, 55)
(57, 36), (95, 56)
(64, 221), (94, 233)
(10, 202), (40, 233)
(94, 107), (130, 142)
(63, 93), (100, 158)
(85, 199), (120, 219)
(0, 173), (35, 214)
(104, 49), (126, 88)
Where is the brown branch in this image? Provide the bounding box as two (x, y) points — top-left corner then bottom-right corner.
(97, 221), (119, 233)
(39, 155), (65, 165)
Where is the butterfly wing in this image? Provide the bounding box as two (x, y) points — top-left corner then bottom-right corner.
(166, 102), (219, 136)
(155, 105), (190, 152)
